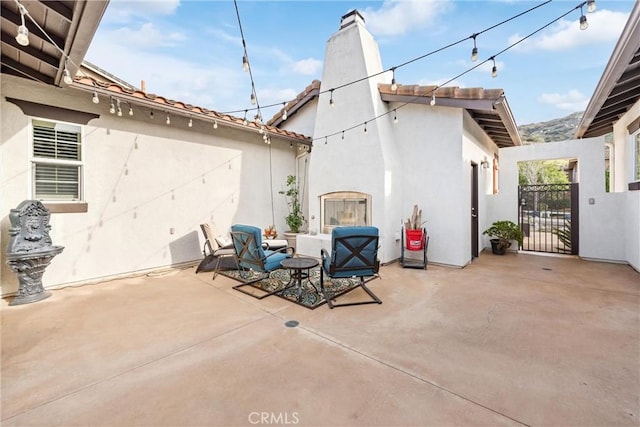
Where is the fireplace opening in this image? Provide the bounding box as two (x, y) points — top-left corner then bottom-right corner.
(320, 191), (371, 233)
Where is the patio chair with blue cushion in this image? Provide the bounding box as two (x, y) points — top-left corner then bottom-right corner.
(320, 226), (382, 309)
(230, 224), (295, 299)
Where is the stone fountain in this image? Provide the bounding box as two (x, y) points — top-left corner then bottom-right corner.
(6, 200), (64, 305)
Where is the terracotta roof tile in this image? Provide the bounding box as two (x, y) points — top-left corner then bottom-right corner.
(72, 76), (312, 146)
(268, 80), (321, 126)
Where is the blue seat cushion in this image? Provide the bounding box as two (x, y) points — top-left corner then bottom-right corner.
(263, 250), (289, 272)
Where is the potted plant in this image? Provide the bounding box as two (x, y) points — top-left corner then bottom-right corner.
(404, 204), (426, 250)
(264, 224), (278, 240)
(482, 220), (524, 255)
(279, 175), (305, 249)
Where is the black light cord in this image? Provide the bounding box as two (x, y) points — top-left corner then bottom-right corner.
(310, 0), (591, 143)
(221, 0), (555, 115)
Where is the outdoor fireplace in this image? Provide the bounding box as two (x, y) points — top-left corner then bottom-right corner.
(320, 191), (371, 233)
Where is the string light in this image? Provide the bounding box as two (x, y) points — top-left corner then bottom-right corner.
(341, 131), (344, 140)
(325, 136), (328, 144)
(188, 117), (193, 127)
(15, 2), (29, 46)
(150, 111), (154, 120)
(92, 87), (99, 104)
(579, 5), (588, 30)
(128, 105), (134, 116)
(213, 119), (218, 129)
(491, 57), (498, 78)
(242, 54), (249, 72)
(62, 61), (73, 85)
(222, 1), (554, 118)
(471, 33), (479, 62)
(116, 99), (122, 116)
(243, 110), (248, 125)
(430, 92), (436, 106)
(282, 103), (288, 120)
(391, 67), (398, 91)
(166, 113), (171, 125)
(329, 89), (335, 108)
(109, 97), (115, 114)
(393, 109), (398, 124)
(586, 0), (596, 13)
(250, 91), (256, 105)
(363, 122), (368, 133)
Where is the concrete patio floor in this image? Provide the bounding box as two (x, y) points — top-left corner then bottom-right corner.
(2, 252), (639, 426)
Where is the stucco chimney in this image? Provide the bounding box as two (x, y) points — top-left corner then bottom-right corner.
(340, 9), (365, 29)
(141, 80), (146, 93)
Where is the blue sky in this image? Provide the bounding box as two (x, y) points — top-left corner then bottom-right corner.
(85, 0), (634, 126)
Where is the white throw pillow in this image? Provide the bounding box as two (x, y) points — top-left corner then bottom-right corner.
(215, 235), (232, 248)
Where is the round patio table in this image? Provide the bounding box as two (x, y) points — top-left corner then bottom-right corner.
(280, 257), (319, 301)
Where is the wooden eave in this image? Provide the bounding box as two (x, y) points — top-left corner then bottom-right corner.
(379, 83), (522, 147)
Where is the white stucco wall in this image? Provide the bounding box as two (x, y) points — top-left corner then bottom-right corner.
(281, 98), (318, 137)
(299, 14), (501, 268)
(612, 98), (640, 271)
(1, 76), (298, 294)
(494, 138), (630, 264)
(308, 15), (392, 260)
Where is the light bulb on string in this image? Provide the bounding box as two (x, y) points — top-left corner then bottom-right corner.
(586, 0), (596, 13)
(471, 34), (478, 62)
(364, 122), (368, 134)
(341, 131), (345, 140)
(166, 114), (171, 125)
(109, 98), (115, 114)
(128, 105), (133, 116)
(62, 65), (73, 85)
(325, 136), (328, 145)
(579, 8), (588, 30)
(15, 4), (29, 46)
(242, 54), (249, 72)
(188, 117), (193, 127)
(282, 103), (288, 120)
(329, 89), (335, 108)
(213, 120), (218, 129)
(393, 109), (398, 124)
(250, 92), (256, 105)
(116, 99), (122, 117)
(430, 93), (436, 106)
(391, 67), (398, 91)
(491, 57), (498, 78)
(92, 89), (99, 104)
(243, 110), (248, 126)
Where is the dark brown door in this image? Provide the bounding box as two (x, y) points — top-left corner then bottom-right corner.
(471, 162), (479, 258)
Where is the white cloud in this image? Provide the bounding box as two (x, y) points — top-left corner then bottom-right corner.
(361, 0), (452, 36)
(111, 23), (186, 48)
(508, 9), (628, 51)
(537, 90), (588, 111)
(103, 0), (181, 23)
(85, 37), (240, 112)
(292, 58), (323, 76)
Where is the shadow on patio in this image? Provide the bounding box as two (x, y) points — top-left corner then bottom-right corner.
(2, 253), (638, 426)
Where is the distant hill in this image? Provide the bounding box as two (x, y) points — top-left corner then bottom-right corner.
(518, 111), (583, 144)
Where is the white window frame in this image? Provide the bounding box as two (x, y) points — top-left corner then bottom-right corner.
(30, 118), (87, 212)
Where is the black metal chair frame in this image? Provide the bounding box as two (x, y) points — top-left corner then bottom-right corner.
(320, 234), (382, 308)
(230, 230), (294, 299)
(197, 224), (238, 278)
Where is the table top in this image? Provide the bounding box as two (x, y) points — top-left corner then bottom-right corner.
(281, 257), (318, 270)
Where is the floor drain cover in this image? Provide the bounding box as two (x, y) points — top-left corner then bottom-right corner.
(285, 320), (299, 328)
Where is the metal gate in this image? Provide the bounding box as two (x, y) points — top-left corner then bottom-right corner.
(518, 183), (578, 255)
